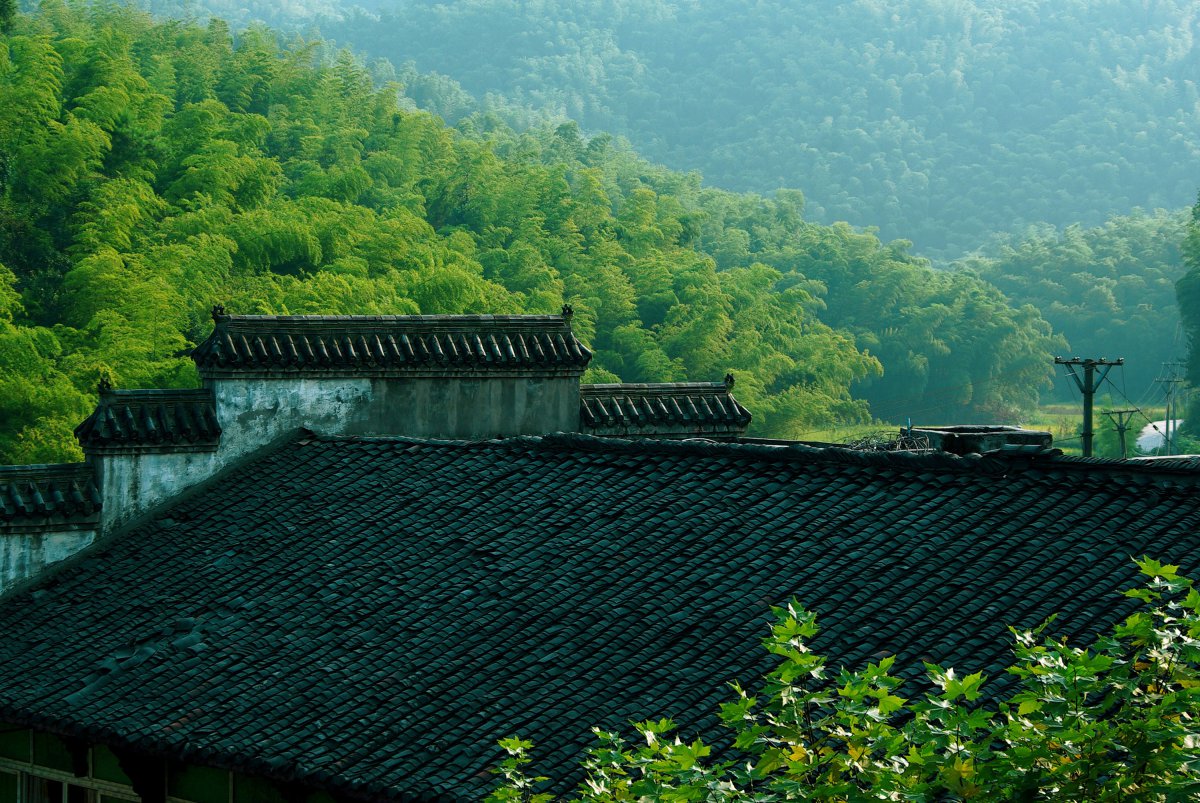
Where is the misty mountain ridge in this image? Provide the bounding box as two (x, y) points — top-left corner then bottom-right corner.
(133, 0), (1200, 262)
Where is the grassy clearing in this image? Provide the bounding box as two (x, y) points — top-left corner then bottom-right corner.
(1021, 404), (1083, 455)
(793, 423), (902, 446)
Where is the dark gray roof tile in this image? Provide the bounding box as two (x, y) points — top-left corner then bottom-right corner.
(580, 381), (751, 437)
(0, 463), (100, 525)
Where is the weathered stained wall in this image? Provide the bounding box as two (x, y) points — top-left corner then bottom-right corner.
(210, 377), (373, 465)
(93, 450), (221, 533)
(364, 375), (580, 439)
(90, 379), (373, 532)
(213, 376), (579, 462)
(1, 529), (96, 591)
(93, 375), (580, 531)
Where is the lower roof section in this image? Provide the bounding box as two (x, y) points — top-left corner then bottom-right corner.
(0, 434), (1198, 800)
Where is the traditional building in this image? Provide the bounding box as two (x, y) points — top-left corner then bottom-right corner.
(1, 311), (1196, 803)
(1, 309), (750, 591)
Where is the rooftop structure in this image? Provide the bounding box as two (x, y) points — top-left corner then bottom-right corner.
(193, 310), (592, 379)
(2, 434), (1198, 800)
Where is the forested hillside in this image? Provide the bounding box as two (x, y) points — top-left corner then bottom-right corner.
(956, 209), (1189, 400)
(0, 3), (1065, 464)
(290, 0), (1200, 260)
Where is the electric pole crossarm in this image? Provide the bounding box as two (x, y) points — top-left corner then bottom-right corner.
(1061, 363), (1085, 394)
(1055, 357), (1124, 458)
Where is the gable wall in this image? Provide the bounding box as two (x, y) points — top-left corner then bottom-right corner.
(212, 375), (580, 460)
(93, 374), (579, 534)
(4, 372), (582, 590)
(91, 451), (221, 534)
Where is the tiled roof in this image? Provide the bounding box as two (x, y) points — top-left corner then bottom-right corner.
(0, 463), (101, 526)
(191, 311), (591, 378)
(74, 389), (221, 452)
(579, 380), (751, 438)
(1, 436), (1199, 800)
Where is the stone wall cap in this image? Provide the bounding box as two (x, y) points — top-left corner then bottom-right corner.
(212, 312), (576, 332)
(582, 381), (732, 396)
(193, 312), (592, 376)
(580, 380), (751, 433)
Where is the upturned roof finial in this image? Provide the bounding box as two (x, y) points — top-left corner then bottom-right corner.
(98, 375), (114, 393)
(212, 303), (228, 321)
(724, 373), (735, 389)
(561, 303), (574, 319)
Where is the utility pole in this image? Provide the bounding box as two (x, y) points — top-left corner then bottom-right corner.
(1102, 409), (1138, 458)
(1155, 361), (1186, 456)
(1056, 356), (1123, 457)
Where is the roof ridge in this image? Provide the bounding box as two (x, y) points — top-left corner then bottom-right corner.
(581, 382), (731, 395)
(308, 432), (992, 474)
(217, 313), (573, 331)
(75, 388), (221, 450)
(304, 432), (1200, 486)
(193, 312), (592, 376)
(96, 388), (215, 402)
(528, 432), (995, 473)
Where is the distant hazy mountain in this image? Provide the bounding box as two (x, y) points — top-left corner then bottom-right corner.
(257, 0), (1194, 262)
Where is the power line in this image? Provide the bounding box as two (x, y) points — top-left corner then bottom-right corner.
(1154, 361), (1187, 456)
(1097, 371), (1173, 455)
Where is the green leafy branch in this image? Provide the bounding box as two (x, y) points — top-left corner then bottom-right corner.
(489, 558), (1200, 802)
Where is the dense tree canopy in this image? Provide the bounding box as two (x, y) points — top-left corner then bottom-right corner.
(0, 3), (1065, 464)
(1176, 195), (1200, 433)
(957, 209), (1188, 401)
